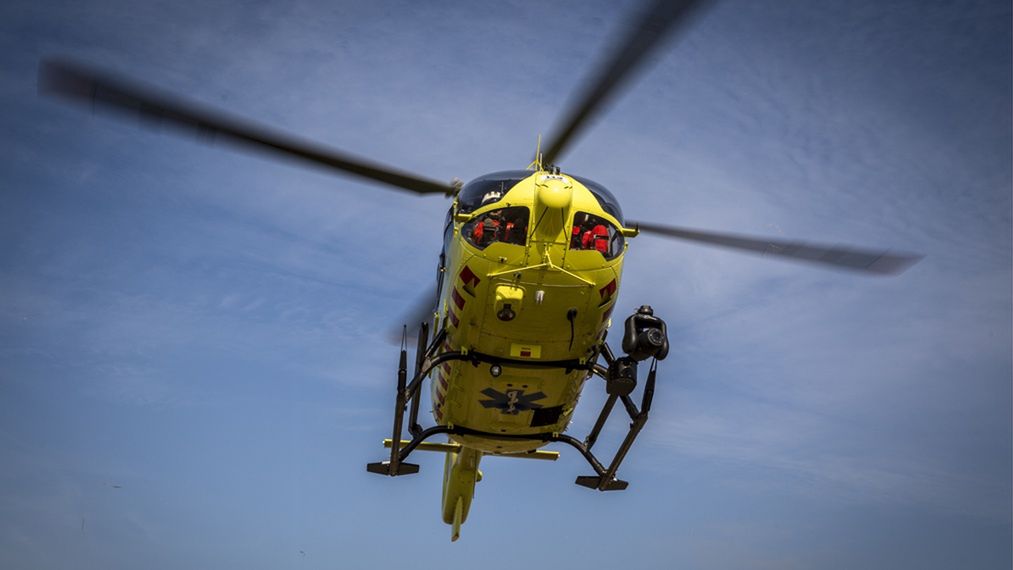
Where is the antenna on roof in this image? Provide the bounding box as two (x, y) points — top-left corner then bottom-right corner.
(527, 134), (543, 171)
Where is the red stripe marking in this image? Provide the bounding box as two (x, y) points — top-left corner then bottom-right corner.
(599, 279), (617, 300)
(451, 288), (466, 310)
(459, 265), (480, 288)
(434, 383), (446, 406)
(448, 308), (460, 328)
(441, 362), (451, 374)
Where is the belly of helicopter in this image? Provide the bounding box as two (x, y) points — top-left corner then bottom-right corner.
(432, 256), (619, 454)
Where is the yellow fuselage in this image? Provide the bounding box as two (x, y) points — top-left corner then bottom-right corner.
(431, 171), (626, 452)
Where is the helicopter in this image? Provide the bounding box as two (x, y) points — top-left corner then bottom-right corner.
(38, 0), (921, 542)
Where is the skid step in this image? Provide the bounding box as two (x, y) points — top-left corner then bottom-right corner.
(366, 461), (420, 476)
(575, 475), (628, 491)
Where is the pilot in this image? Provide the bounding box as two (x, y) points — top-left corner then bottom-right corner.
(480, 190), (503, 206)
(471, 210), (502, 246)
(502, 210), (527, 245)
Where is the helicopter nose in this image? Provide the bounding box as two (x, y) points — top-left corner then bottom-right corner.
(532, 174), (574, 250)
(536, 177), (573, 210)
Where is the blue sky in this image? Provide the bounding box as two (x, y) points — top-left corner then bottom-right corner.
(1, 0), (1010, 568)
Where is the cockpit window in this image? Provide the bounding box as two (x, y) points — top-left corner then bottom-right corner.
(463, 206), (530, 249)
(457, 170), (530, 214)
(570, 211), (624, 260)
(572, 175), (623, 224)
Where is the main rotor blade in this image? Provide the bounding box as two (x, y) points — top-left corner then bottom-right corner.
(387, 289), (439, 344)
(38, 58), (456, 196)
(541, 0), (711, 166)
(630, 221), (923, 275)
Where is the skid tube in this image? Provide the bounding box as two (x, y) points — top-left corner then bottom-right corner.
(367, 325), (660, 493)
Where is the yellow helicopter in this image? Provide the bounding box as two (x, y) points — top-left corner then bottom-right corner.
(39, 0), (920, 542)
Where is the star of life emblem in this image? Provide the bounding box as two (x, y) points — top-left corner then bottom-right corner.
(479, 388), (547, 415)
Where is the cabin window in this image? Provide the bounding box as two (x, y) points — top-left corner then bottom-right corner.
(570, 211), (624, 260)
(457, 170), (530, 214)
(463, 206), (529, 249)
(443, 207), (455, 251)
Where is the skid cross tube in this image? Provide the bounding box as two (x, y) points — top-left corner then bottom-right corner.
(402, 350), (466, 403)
(584, 393), (618, 450)
(384, 424), (608, 471)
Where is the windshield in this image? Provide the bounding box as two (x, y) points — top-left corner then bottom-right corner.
(573, 175), (623, 224)
(458, 171), (623, 226)
(457, 170), (531, 214)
